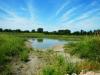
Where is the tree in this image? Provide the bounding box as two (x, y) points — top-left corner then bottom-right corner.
(23, 30), (30, 33)
(58, 30), (64, 35)
(43, 31), (49, 34)
(58, 29), (71, 35)
(65, 29), (71, 35)
(31, 29), (35, 32)
(94, 29), (100, 35)
(37, 28), (43, 33)
(15, 29), (21, 32)
(0, 28), (3, 32)
(87, 30), (93, 35)
(4, 29), (12, 32)
(52, 31), (58, 34)
(72, 31), (80, 35)
(80, 30), (87, 35)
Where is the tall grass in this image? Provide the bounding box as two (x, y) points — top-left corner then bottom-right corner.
(64, 36), (100, 71)
(34, 50), (81, 75)
(41, 54), (84, 75)
(71, 36), (100, 62)
(0, 34), (29, 74)
(41, 55), (66, 75)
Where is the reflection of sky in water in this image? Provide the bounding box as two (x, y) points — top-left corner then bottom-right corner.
(31, 38), (71, 49)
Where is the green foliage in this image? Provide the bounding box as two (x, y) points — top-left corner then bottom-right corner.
(38, 50), (81, 75)
(64, 36), (100, 72)
(0, 34), (29, 74)
(42, 65), (57, 75)
(65, 36), (100, 62)
(72, 36), (100, 62)
(17, 35), (100, 75)
(20, 48), (29, 62)
(41, 55), (66, 75)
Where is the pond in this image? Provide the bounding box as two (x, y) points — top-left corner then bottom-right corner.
(29, 38), (74, 49)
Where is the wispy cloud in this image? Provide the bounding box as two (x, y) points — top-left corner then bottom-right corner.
(59, 1), (100, 24)
(61, 8), (100, 25)
(56, 16), (100, 32)
(72, 9), (100, 23)
(27, 0), (35, 21)
(55, 0), (70, 17)
(60, 3), (85, 22)
(0, 6), (17, 19)
(0, 0), (40, 30)
(0, 16), (41, 30)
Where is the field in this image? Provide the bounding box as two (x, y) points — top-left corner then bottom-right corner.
(0, 32), (84, 40)
(0, 32), (100, 75)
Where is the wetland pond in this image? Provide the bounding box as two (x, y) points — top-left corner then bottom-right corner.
(29, 38), (74, 50)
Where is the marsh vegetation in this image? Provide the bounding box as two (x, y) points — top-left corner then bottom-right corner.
(0, 32), (100, 75)
(0, 34), (29, 74)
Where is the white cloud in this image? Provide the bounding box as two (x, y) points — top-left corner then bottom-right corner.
(27, 0), (36, 21)
(60, 4), (84, 22)
(0, 16), (42, 30)
(63, 8), (100, 25)
(0, 0), (41, 30)
(60, 1), (99, 24)
(55, 0), (70, 17)
(57, 16), (100, 32)
(0, 6), (17, 18)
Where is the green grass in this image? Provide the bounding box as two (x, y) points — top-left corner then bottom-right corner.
(0, 33), (29, 74)
(33, 50), (82, 75)
(64, 36), (100, 71)
(1, 32), (100, 74)
(0, 32), (83, 41)
(29, 35), (100, 74)
(69, 36), (100, 62)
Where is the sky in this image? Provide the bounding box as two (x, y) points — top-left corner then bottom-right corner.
(0, 0), (100, 32)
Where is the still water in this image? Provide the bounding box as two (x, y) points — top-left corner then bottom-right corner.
(29, 38), (73, 49)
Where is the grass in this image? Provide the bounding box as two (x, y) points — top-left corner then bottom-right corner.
(26, 35), (100, 74)
(0, 32), (83, 41)
(67, 36), (100, 62)
(33, 50), (83, 75)
(64, 36), (100, 71)
(1, 32), (81, 74)
(0, 33), (29, 74)
(0, 32), (100, 74)
(39, 52), (68, 75)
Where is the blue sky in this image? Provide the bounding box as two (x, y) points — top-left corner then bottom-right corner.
(0, 0), (100, 31)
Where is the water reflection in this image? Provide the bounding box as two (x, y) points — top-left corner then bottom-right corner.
(37, 38), (43, 42)
(31, 38), (70, 49)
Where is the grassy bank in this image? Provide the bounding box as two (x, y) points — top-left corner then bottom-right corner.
(64, 36), (100, 71)
(0, 34), (29, 74)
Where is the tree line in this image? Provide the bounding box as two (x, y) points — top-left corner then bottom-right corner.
(0, 28), (100, 35)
